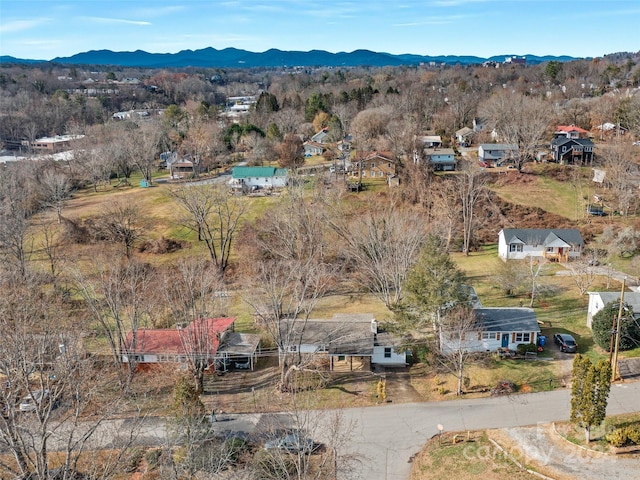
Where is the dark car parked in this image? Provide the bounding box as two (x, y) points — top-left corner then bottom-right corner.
(554, 333), (578, 353)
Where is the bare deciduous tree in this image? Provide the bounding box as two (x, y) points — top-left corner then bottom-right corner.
(601, 141), (640, 216)
(172, 183), (246, 274)
(479, 91), (551, 170)
(96, 200), (143, 259)
(436, 305), (479, 396)
(456, 164), (487, 255)
(567, 260), (599, 295)
(74, 257), (156, 387)
(245, 187), (334, 391)
(164, 257), (228, 391)
(0, 276), (135, 480)
(72, 145), (112, 192)
(327, 197), (427, 310)
(39, 168), (72, 223)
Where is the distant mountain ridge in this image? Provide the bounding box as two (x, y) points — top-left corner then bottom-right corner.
(0, 47), (579, 68)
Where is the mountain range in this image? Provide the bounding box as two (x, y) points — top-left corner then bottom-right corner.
(0, 47), (578, 68)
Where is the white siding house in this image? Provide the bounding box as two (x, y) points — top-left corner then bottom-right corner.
(478, 144), (518, 166)
(586, 291), (640, 328)
(229, 166), (289, 190)
(440, 308), (540, 354)
(277, 314), (407, 371)
(498, 228), (583, 263)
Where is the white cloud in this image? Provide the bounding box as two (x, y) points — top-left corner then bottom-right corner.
(82, 16), (152, 26)
(0, 18), (49, 34)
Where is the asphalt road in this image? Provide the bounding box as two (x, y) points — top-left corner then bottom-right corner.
(338, 382), (640, 479)
(79, 380), (639, 480)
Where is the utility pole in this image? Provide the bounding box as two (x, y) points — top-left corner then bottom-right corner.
(611, 278), (626, 382)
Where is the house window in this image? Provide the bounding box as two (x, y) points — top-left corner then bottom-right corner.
(378, 171), (384, 177)
(481, 332), (493, 340)
(509, 244), (523, 253)
(370, 171), (375, 177)
(388, 162), (392, 168)
(515, 333), (531, 343)
(384, 347), (392, 358)
(362, 171), (366, 177)
(289, 345), (297, 352)
(546, 247), (554, 253)
(371, 162), (375, 168)
(338, 355), (345, 361)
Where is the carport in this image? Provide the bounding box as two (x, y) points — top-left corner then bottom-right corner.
(217, 332), (261, 371)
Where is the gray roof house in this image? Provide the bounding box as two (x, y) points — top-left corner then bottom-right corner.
(424, 148), (456, 171)
(278, 314), (408, 371)
(586, 291), (640, 328)
(455, 127), (474, 145)
(478, 144), (518, 165)
(440, 307), (540, 354)
(498, 228), (583, 263)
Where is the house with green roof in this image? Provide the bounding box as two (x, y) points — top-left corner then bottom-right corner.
(229, 166), (289, 191)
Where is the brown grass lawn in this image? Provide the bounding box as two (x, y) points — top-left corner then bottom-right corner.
(410, 430), (538, 480)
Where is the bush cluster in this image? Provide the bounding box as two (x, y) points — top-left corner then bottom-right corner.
(516, 343), (538, 355)
(605, 424), (640, 447)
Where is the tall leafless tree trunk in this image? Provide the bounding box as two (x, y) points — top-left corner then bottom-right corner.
(172, 183), (246, 274)
(244, 186), (334, 392)
(456, 165), (487, 256)
(0, 274), (138, 480)
(164, 258), (228, 391)
(436, 305), (478, 396)
(74, 256), (156, 388)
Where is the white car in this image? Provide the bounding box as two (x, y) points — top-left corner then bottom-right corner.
(19, 389), (50, 412)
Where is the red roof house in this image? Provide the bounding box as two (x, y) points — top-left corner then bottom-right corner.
(122, 317), (235, 365)
(554, 125), (589, 139)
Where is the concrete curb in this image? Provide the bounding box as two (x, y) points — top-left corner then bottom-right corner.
(488, 437), (556, 480)
(550, 422), (612, 456)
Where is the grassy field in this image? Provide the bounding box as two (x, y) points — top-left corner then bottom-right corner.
(488, 163), (594, 221)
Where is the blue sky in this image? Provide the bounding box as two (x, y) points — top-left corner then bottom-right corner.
(1, 0), (639, 60)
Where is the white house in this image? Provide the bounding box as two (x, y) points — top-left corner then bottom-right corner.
(478, 144), (518, 166)
(419, 135), (442, 148)
(311, 128), (329, 144)
(586, 291), (640, 328)
(498, 228), (583, 263)
(277, 314), (407, 371)
(303, 141), (325, 157)
(229, 166), (288, 191)
(440, 307), (540, 354)
(455, 127), (474, 146)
